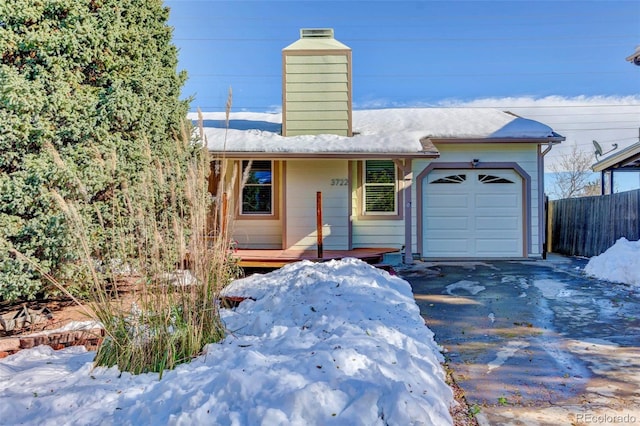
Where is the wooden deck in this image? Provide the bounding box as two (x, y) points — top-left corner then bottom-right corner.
(233, 248), (399, 268)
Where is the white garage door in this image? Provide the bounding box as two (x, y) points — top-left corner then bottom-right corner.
(423, 169), (523, 258)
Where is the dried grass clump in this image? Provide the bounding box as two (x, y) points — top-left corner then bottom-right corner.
(27, 91), (241, 377)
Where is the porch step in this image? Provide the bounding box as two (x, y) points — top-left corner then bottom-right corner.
(235, 248), (398, 269)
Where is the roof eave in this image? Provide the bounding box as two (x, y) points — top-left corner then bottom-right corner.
(424, 136), (566, 145)
(592, 145), (640, 172)
(208, 151), (440, 160)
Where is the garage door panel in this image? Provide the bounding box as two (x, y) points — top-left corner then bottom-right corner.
(423, 169), (523, 258)
(476, 217), (520, 231)
(427, 194), (469, 208)
(474, 210), (519, 218)
(426, 238), (472, 256)
(475, 206), (519, 214)
(475, 194), (519, 208)
(475, 238), (521, 255)
(427, 230), (472, 240)
(426, 216), (468, 230)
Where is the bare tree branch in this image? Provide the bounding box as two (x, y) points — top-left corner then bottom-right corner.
(550, 143), (600, 199)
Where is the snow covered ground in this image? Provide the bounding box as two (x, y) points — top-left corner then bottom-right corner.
(584, 237), (640, 286)
(0, 259), (454, 426)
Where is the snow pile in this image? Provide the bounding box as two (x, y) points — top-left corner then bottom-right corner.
(0, 259), (453, 425)
(584, 238), (640, 286)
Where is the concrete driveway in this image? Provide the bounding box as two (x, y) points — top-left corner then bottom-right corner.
(398, 255), (640, 426)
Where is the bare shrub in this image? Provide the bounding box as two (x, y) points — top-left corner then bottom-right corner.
(550, 143), (600, 199)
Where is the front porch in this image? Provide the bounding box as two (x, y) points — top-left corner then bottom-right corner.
(233, 247), (400, 269)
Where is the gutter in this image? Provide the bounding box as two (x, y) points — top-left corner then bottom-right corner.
(207, 151), (440, 160)
(425, 136), (566, 145)
(541, 141), (555, 157)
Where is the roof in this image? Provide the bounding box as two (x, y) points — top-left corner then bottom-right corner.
(194, 108), (564, 158)
(282, 37), (351, 52)
(592, 141), (640, 172)
(282, 28), (351, 52)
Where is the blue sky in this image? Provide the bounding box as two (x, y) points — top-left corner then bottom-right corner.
(166, 0), (639, 111)
(166, 1), (640, 188)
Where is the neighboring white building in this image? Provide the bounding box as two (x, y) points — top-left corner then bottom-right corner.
(201, 29), (564, 261)
(592, 142), (640, 195)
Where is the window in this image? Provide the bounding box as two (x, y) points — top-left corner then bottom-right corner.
(478, 174), (514, 184)
(363, 160), (397, 214)
(241, 160), (273, 215)
(430, 174), (466, 184)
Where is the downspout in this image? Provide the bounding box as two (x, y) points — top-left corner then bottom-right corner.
(539, 142), (554, 258)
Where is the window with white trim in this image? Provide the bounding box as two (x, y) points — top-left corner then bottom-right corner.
(363, 160), (397, 214)
(241, 160), (273, 215)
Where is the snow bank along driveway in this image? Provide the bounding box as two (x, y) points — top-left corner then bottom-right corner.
(0, 259), (453, 426)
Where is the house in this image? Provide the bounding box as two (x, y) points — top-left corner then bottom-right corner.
(200, 29), (564, 263)
(592, 141), (640, 195)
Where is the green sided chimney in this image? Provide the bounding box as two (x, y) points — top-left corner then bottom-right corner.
(282, 28), (352, 137)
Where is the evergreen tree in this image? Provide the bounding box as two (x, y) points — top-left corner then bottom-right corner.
(0, 0), (190, 300)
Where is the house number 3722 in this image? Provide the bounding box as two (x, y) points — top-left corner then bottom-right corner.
(331, 178), (348, 186)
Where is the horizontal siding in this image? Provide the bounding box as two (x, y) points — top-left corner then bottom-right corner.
(434, 144), (536, 167)
(286, 92), (349, 102)
(286, 120), (349, 131)
(288, 197), (347, 209)
(232, 220), (282, 249)
(352, 221), (405, 248)
(283, 51), (350, 137)
(286, 63), (348, 74)
(286, 128), (349, 136)
(287, 208), (347, 220)
(286, 73), (347, 84)
(286, 55), (348, 65)
(286, 102), (349, 113)
(286, 110), (348, 121)
(288, 232), (348, 251)
(288, 225), (349, 239)
(286, 82), (348, 93)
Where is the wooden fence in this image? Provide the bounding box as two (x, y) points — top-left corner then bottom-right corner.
(548, 189), (640, 257)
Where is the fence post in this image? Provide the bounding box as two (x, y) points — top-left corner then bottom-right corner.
(544, 195), (550, 258)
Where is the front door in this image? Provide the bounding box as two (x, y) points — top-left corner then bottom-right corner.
(285, 160), (349, 250)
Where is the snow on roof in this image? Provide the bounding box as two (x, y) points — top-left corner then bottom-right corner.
(193, 108), (560, 155)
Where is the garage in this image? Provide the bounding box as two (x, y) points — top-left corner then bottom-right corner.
(422, 169), (524, 258)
